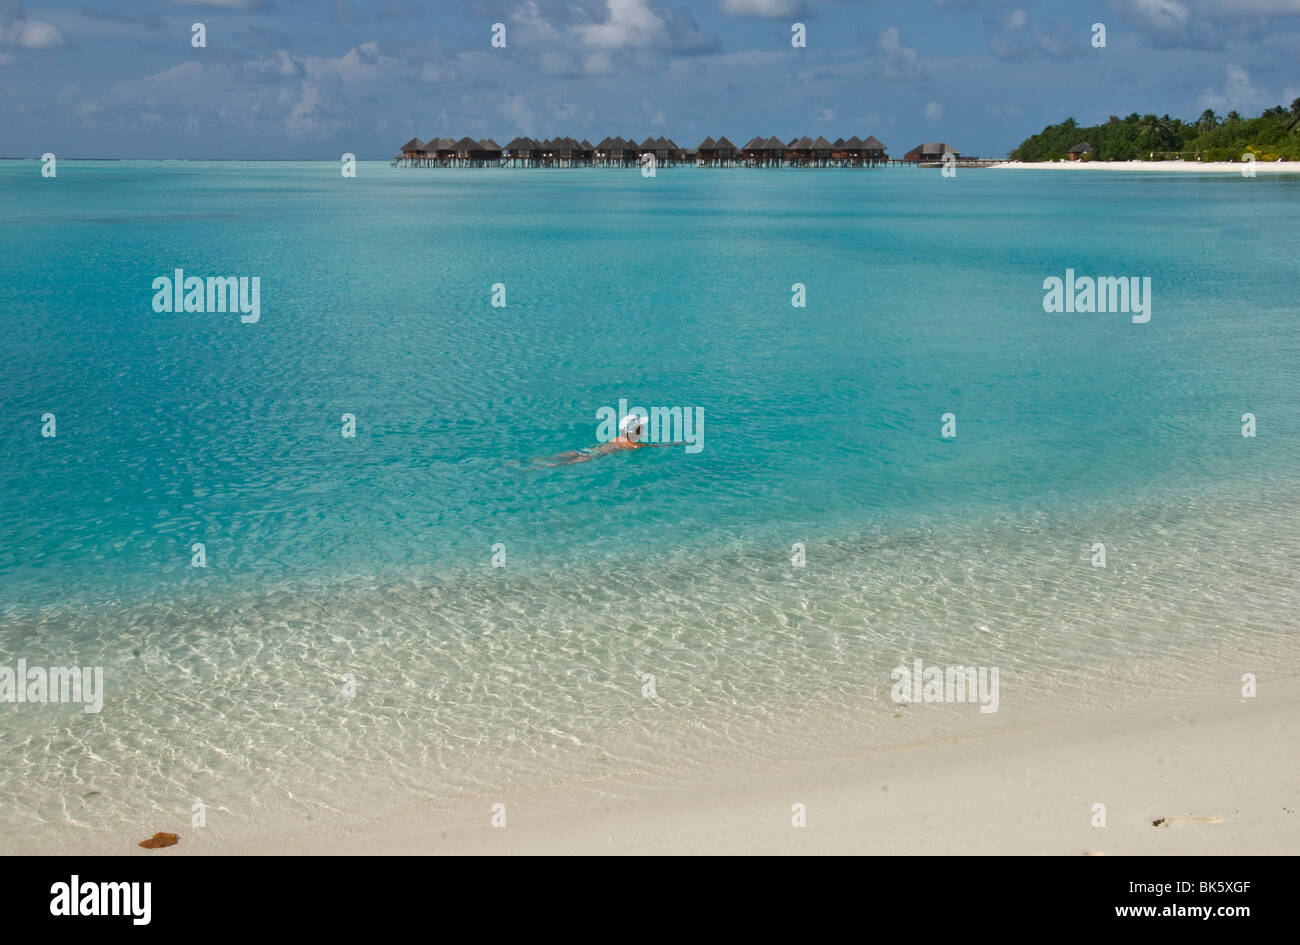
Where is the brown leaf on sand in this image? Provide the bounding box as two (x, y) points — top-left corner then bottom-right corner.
(1152, 816), (1222, 828)
(139, 832), (179, 849)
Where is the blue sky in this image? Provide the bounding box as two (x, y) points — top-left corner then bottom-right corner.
(2, 0), (1298, 159)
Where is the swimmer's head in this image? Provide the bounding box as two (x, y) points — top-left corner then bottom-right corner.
(619, 414), (647, 442)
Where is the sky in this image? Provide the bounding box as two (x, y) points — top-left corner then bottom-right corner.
(1, 0), (1298, 159)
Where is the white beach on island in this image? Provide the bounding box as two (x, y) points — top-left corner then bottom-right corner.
(993, 159), (1300, 173)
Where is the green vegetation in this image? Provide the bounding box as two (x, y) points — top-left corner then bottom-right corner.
(1009, 101), (1300, 162)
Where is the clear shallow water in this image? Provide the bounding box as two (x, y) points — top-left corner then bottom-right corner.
(1, 162), (1297, 849)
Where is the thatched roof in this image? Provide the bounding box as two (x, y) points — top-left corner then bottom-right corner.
(399, 137), (424, 152)
(580, 139), (594, 150)
(832, 137), (845, 148)
(792, 136), (814, 149)
(478, 138), (501, 151)
(862, 136), (885, 150)
(715, 136), (737, 150)
(812, 136), (833, 150)
(454, 136), (478, 150)
(742, 136), (765, 150)
(763, 136), (785, 149)
(1070, 141), (1093, 153)
(698, 136), (717, 150)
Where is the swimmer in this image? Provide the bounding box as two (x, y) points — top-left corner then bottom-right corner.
(538, 415), (662, 466)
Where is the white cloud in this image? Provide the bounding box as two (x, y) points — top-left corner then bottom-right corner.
(0, 3), (64, 48)
(90, 40), (403, 140)
(248, 49), (301, 79)
(536, 47), (621, 77)
(1109, 0), (1300, 47)
(510, 1), (560, 43)
(1127, 0), (1192, 30)
(1199, 64), (1270, 113)
(162, 0), (262, 8)
(876, 27), (926, 80)
(110, 61), (207, 100)
(925, 101), (945, 121)
(287, 42), (392, 135)
(719, 0), (803, 16)
(575, 0), (667, 48)
(553, 101), (595, 126)
(572, 0), (714, 52)
(419, 61), (458, 83)
(500, 94), (536, 133)
(1196, 0), (1300, 13)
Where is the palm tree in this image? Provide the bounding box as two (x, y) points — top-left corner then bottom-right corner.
(1197, 109), (1218, 132)
(1286, 97), (1300, 132)
(1227, 111), (1242, 123)
(1140, 114), (1178, 154)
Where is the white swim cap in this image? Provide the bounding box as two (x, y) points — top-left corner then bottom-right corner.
(619, 414), (646, 441)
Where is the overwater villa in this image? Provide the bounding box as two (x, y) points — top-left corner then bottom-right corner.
(903, 142), (961, 163)
(395, 133), (900, 167)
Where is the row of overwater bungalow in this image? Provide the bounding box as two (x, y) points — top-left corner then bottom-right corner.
(396, 134), (899, 168)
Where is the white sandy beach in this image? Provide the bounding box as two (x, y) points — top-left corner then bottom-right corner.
(165, 675), (1299, 856)
(994, 160), (1300, 173)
